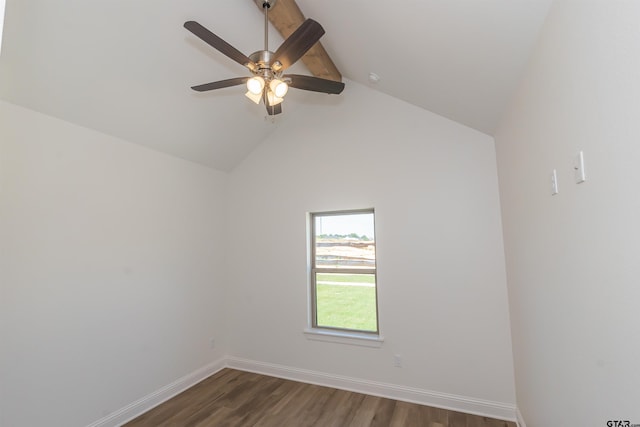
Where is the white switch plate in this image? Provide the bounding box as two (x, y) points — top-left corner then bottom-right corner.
(551, 169), (559, 195)
(574, 151), (586, 183)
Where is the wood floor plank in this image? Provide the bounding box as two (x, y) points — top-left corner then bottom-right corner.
(425, 405), (449, 426)
(349, 395), (392, 427)
(123, 369), (517, 427)
(388, 401), (411, 427)
(297, 385), (337, 425)
(449, 411), (468, 427)
(369, 397), (398, 427)
(312, 389), (365, 427)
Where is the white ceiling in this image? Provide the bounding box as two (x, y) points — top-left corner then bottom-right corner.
(0, 0), (552, 172)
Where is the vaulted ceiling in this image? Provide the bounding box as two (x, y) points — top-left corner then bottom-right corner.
(0, 0), (552, 171)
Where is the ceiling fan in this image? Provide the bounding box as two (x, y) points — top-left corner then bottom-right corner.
(184, 0), (345, 115)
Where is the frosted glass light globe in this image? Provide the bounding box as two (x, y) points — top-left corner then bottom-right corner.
(246, 77), (265, 95)
(270, 79), (288, 98)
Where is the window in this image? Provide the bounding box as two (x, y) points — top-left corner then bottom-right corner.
(310, 209), (378, 334)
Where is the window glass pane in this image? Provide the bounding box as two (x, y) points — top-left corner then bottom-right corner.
(315, 272), (377, 332)
(314, 213), (375, 269)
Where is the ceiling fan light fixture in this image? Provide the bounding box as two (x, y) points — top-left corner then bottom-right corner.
(270, 79), (289, 98)
(245, 90), (262, 104)
(246, 76), (265, 95)
(266, 90), (284, 106)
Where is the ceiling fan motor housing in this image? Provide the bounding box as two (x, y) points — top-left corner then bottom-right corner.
(249, 50), (281, 78)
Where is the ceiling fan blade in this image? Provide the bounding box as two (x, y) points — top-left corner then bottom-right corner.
(272, 19), (325, 71)
(265, 103), (282, 116)
(286, 74), (345, 94)
(191, 77), (249, 92)
(264, 91), (283, 115)
(184, 21), (255, 70)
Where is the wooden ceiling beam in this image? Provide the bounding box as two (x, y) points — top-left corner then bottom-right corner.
(257, 0), (342, 82)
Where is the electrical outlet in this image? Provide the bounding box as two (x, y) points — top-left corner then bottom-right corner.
(393, 354), (403, 368)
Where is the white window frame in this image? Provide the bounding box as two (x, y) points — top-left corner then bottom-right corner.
(308, 209), (380, 338)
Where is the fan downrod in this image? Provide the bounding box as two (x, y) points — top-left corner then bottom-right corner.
(254, 0), (277, 9)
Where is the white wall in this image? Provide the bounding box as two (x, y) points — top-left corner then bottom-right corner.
(226, 81), (516, 409)
(0, 0), (5, 56)
(495, 1), (640, 425)
(0, 101), (228, 427)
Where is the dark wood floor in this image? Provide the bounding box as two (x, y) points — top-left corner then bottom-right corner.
(124, 368), (517, 427)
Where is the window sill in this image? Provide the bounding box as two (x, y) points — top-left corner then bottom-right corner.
(303, 328), (384, 348)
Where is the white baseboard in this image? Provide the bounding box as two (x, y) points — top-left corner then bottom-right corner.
(516, 407), (527, 427)
(226, 356), (517, 422)
(86, 356), (517, 426)
(86, 358), (226, 427)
